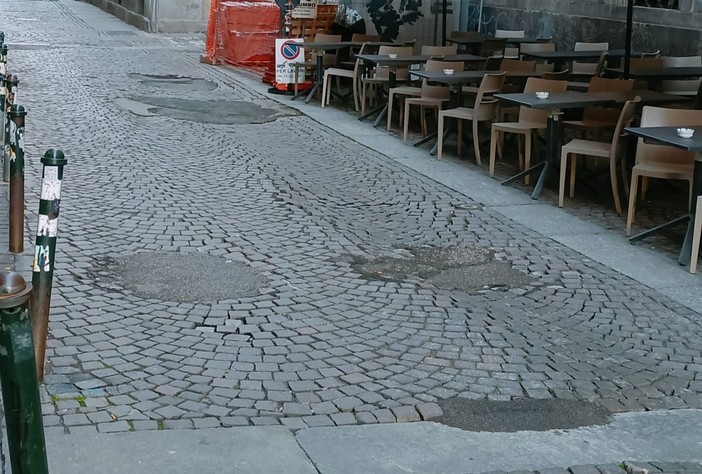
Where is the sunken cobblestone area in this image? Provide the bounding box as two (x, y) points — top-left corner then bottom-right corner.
(3, 0), (702, 435)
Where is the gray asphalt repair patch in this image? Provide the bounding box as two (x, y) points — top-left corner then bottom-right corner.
(88, 253), (270, 303)
(350, 245), (535, 292)
(128, 73), (218, 92)
(437, 398), (612, 432)
(118, 96), (299, 124)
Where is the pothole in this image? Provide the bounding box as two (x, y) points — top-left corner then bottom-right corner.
(128, 73), (218, 92)
(88, 253), (271, 303)
(437, 398), (612, 432)
(115, 96), (299, 124)
(349, 245), (535, 292)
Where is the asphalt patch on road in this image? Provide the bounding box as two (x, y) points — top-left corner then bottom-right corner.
(88, 253), (270, 303)
(128, 73), (218, 92)
(350, 245), (535, 292)
(119, 96), (299, 124)
(437, 398), (612, 432)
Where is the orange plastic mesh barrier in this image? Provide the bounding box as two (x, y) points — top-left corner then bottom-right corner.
(214, 0), (281, 68)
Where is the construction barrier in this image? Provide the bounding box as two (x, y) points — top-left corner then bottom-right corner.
(212, 0), (281, 70)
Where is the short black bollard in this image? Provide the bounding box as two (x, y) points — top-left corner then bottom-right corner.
(8, 104), (26, 254)
(31, 149), (67, 382)
(0, 43), (7, 76)
(0, 272), (50, 474)
(3, 73), (17, 184)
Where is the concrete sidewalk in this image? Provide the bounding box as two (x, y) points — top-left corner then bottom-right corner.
(43, 410), (702, 473)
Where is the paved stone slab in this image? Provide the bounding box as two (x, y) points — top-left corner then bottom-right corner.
(296, 410), (702, 474)
(45, 427), (317, 474)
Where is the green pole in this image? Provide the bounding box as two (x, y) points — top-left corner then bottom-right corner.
(0, 272), (50, 474)
(31, 149), (67, 382)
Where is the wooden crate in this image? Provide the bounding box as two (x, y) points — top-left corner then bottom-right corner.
(290, 4), (338, 41)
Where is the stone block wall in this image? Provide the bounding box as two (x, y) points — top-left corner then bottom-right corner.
(81, 0), (211, 33)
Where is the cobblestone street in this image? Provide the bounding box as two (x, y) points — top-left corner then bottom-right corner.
(2, 0), (701, 438)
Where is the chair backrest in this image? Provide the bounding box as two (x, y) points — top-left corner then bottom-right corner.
(474, 72), (507, 120)
(351, 33), (381, 42)
(572, 49), (608, 75)
(313, 33), (343, 66)
(540, 69), (569, 79)
(450, 30), (481, 41)
(519, 42), (555, 56)
(374, 46), (414, 80)
(483, 56), (503, 71)
(583, 77), (635, 123)
(421, 45), (458, 56)
(635, 106), (702, 167)
(609, 96), (641, 158)
(518, 77), (568, 123)
(420, 80), (450, 100)
(661, 56), (702, 67)
(495, 29), (525, 39)
(629, 57), (664, 69)
(588, 76), (635, 92)
(500, 58), (536, 71)
(661, 56), (702, 95)
(574, 41), (609, 51)
(479, 38), (507, 57)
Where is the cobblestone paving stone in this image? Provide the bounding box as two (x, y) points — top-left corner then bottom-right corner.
(2, 0), (702, 436)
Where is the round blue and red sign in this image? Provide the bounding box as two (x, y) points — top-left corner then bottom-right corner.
(281, 41), (302, 60)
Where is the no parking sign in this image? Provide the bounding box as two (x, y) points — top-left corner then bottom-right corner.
(275, 38), (304, 84)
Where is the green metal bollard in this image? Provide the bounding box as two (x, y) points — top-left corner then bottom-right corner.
(0, 272), (50, 474)
(31, 149), (67, 382)
(8, 104), (26, 255)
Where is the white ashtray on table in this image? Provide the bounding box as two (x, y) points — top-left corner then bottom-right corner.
(535, 91), (549, 99)
(677, 128), (695, 139)
(443, 69), (454, 75)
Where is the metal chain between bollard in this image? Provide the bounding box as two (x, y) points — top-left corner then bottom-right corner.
(31, 149), (67, 382)
(0, 272), (50, 474)
(8, 104), (26, 255)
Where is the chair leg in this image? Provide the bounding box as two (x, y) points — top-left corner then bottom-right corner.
(403, 101), (412, 143)
(352, 75), (360, 113)
(559, 148), (569, 208)
(489, 126), (499, 177)
(321, 72), (329, 108)
(437, 112), (446, 160)
(420, 106), (427, 137)
(691, 196), (702, 273)
(626, 171), (640, 236)
(457, 120), (463, 156)
(386, 90), (395, 130)
(472, 119), (481, 166)
(524, 132), (532, 186)
(569, 154), (577, 198)
(609, 152), (622, 214)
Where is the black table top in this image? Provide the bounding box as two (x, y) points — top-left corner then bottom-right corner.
(356, 53), (486, 66)
(625, 126), (702, 154)
(588, 90), (690, 105)
(520, 49), (643, 61)
(605, 66), (702, 79)
(495, 91), (617, 109)
(447, 37), (547, 45)
(413, 69), (541, 84)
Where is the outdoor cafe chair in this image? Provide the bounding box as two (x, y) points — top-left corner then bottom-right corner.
(571, 42), (609, 77)
(562, 77), (634, 135)
(403, 62), (464, 142)
(559, 97), (640, 214)
(387, 57), (453, 131)
(626, 106), (702, 235)
(479, 38), (507, 58)
(495, 29), (524, 59)
(519, 42), (556, 72)
(322, 42), (374, 112)
(293, 33), (342, 97)
(661, 56), (702, 97)
(360, 45), (414, 116)
(690, 195), (702, 273)
(488, 77), (569, 182)
(437, 71), (507, 165)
